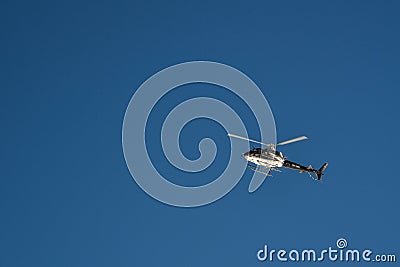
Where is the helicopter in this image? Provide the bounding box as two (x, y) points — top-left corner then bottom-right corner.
(228, 133), (328, 180)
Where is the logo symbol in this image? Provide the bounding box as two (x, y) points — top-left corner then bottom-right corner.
(337, 238), (348, 249)
(122, 61), (276, 207)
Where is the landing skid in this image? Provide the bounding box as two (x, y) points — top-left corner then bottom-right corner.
(247, 164), (272, 176)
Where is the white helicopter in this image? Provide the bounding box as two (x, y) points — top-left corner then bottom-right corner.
(228, 133), (328, 180)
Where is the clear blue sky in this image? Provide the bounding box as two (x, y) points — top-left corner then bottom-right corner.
(1, 1), (399, 266)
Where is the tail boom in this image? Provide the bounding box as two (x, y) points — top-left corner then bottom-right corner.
(283, 160), (328, 180)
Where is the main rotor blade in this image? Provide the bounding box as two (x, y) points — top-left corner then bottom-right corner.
(227, 133), (274, 147)
(228, 133), (308, 147)
(277, 136), (308, 146)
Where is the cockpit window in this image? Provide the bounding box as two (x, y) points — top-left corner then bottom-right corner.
(250, 148), (262, 157)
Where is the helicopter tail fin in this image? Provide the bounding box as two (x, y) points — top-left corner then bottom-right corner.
(315, 162), (328, 180)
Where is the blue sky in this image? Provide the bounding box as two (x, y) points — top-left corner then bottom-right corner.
(1, 0), (399, 266)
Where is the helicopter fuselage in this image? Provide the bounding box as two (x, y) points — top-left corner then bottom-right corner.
(228, 133), (328, 182)
(242, 147), (328, 180)
(242, 148), (285, 168)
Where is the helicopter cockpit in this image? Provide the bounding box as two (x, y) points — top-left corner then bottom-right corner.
(249, 147), (262, 157)
(246, 148), (284, 159)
